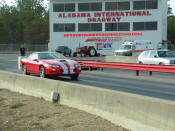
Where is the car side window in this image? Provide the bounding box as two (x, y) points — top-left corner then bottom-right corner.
(141, 51), (149, 58)
(149, 51), (156, 58)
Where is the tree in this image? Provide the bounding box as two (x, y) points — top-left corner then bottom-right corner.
(167, 0), (173, 17)
(0, 0), (49, 44)
(167, 16), (175, 44)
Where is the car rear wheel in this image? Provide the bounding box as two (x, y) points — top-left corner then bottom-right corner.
(40, 66), (47, 78)
(159, 62), (163, 65)
(70, 74), (79, 80)
(23, 65), (30, 75)
(138, 61), (143, 64)
(73, 52), (77, 57)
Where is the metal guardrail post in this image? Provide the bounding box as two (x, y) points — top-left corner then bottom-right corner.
(149, 71), (152, 76)
(88, 67), (92, 71)
(135, 70), (139, 76)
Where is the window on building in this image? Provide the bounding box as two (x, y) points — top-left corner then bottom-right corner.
(65, 4), (75, 12)
(54, 24), (75, 32)
(78, 3), (89, 11)
(105, 23), (118, 31)
(78, 23), (90, 31)
(54, 24), (64, 32)
(133, 22), (144, 31)
(105, 2), (130, 11)
(78, 23), (102, 32)
(145, 22), (157, 30)
(133, 0), (158, 10)
(105, 2), (118, 11)
(78, 3), (102, 11)
(118, 2), (130, 10)
(133, 21), (157, 31)
(146, 0), (158, 9)
(53, 4), (64, 12)
(65, 24), (75, 32)
(118, 23), (130, 31)
(105, 23), (130, 31)
(53, 3), (75, 12)
(91, 23), (102, 31)
(133, 1), (145, 10)
(91, 3), (102, 11)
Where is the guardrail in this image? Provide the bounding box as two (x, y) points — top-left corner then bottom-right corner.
(79, 61), (175, 76)
(1, 70), (175, 131)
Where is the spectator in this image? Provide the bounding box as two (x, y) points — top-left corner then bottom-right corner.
(20, 45), (26, 56)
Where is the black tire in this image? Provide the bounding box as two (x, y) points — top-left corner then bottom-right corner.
(159, 62), (163, 65)
(69, 52), (71, 57)
(88, 47), (97, 57)
(138, 61), (143, 64)
(70, 74), (79, 80)
(40, 66), (47, 78)
(73, 52), (77, 57)
(22, 65), (30, 75)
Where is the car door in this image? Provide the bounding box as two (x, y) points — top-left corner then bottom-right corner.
(140, 51), (150, 64)
(147, 50), (157, 64)
(27, 53), (39, 73)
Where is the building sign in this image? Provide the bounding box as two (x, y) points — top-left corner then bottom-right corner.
(85, 37), (122, 50)
(85, 37), (122, 42)
(58, 11), (152, 22)
(96, 43), (112, 50)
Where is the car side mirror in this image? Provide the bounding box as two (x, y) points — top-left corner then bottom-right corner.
(33, 59), (39, 62)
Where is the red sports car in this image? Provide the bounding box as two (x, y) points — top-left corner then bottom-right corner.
(20, 52), (81, 80)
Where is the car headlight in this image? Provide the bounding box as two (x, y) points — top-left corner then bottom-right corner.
(75, 64), (81, 68)
(49, 65), (59, 68)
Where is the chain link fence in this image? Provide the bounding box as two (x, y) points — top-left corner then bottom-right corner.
(0, 44), (48, 52)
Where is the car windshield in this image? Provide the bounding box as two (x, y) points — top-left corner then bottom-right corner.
(157, 51), (175, 57)
(38, 52), (67, 60)
(57, 46), (66, 50)
(120, 45), (131, 49)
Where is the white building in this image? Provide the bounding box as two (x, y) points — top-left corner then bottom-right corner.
(49, 0), (167, 56)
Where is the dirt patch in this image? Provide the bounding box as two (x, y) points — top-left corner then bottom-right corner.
(0, 89), (129, 131)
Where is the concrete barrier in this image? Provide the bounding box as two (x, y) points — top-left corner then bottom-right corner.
(0, 70), (175, 131)
(105, 56), (138, 63)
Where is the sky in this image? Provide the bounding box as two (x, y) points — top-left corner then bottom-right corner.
(3, 0), (175, 15)
(4, 0), (49, 7)
(169, 0), (175, 15)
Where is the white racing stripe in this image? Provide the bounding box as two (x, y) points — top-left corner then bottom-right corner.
(66, 60), (75, 74)
(55, 61), (68, 74)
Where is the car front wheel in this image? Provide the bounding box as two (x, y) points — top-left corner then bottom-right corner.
(70, 74), (79, 80)
(40, 66), (47, 78)
(23, 65), (30, 75)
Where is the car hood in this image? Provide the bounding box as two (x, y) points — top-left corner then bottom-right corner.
(41, 59), (78, 65)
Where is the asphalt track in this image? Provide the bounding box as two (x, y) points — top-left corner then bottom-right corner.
(1, 54), (175, 101)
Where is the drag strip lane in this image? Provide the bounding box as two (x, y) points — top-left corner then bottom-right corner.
(73, 73), (175, 101)
(1, 54), (175, 101)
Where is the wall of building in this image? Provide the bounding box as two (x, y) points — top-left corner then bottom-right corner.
(49, 0), (167, 56)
